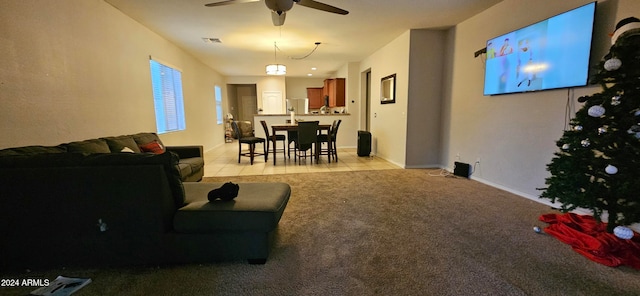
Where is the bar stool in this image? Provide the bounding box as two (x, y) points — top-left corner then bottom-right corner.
(260, 120), (286, 160)
(231, 121), (266, 165)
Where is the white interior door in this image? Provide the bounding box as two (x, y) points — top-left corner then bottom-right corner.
(262, 91), (283, 114)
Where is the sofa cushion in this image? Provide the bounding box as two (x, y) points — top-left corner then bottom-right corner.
(174, 182), (291, 233)
(179, 157), (204, 174)
(237, 121), (255, 138)
(140, 141), (165, 154)
(0, 145), (67, 156)
(177, 163), (193, 179)
(132, 132), (163, 147)
(102, 135), (142, 153)
(66, 139), (111, 154)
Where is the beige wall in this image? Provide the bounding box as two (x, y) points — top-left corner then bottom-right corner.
(226, 76), (286, 114)
(332, 62), (361, 148)
(357, 29), (446, 167)
(285, 77), (325, 100)
(443, 0), (635, 202)
(340, 62), (361, 116)
(618, 0), (640, 15)
(405, 29), (447, 168)
(0, 0), (227, 150)
(359, 31), (411, 166)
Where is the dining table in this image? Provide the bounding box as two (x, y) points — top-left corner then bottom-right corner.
(270, 123), (332, 165)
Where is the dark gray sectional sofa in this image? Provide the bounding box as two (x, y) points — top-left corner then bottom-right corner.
(0, 132), (204, 182)
(0, 133), (291, 270)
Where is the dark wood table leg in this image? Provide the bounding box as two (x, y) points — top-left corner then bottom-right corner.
(271, 127), (277, 165)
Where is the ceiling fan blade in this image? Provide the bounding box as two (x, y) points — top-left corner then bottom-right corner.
(205, 0), (260, 7)
(271, 11), (286, 26)
(295, 0), (349, 15)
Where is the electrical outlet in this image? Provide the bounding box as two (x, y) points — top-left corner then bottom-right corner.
(476, 157), (481, 163)
(456, 153), (461, 160)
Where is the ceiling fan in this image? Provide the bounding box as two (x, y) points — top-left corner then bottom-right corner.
(205, 0), (349, 26)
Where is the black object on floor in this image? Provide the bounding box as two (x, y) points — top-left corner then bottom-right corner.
(453, 162), (471, 178)
(357, 130), (371, 157)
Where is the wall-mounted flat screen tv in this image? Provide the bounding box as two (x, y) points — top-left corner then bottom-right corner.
(483, 2), (596, 96)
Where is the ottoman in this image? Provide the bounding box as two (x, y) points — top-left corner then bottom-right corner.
(172, 182), (291, 264)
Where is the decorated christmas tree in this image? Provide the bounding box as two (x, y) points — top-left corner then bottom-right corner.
(540, 17), (640, 232)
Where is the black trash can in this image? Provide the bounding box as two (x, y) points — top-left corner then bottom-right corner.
(357, 130), (371, 157)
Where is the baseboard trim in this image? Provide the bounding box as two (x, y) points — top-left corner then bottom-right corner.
(466, 171), (639, 232)
(471, 175), (572, 209)
(405, 164), (443, 169)
(440, 164), (570, 210)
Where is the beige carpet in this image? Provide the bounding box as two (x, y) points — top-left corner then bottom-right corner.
(3, 169), (640, 295)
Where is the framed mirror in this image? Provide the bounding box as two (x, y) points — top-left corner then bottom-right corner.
(380, 74), (396, 104)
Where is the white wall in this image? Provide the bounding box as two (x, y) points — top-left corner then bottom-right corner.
(0, 0), (227, 150)
(443, 0), (633, 201)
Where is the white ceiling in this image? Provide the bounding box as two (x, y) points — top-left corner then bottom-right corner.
(104, 0), (502, 78)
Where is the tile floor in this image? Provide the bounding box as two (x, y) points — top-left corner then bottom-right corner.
(203, 141), (401, 177)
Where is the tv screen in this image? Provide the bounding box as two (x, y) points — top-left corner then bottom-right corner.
(483, 2), (596, 96)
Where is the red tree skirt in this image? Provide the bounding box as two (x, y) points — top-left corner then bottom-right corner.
(539, 213), (640, 269)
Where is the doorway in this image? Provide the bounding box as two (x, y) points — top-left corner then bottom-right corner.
(227, 84), (257, 122)
(361, 69), (372, 131)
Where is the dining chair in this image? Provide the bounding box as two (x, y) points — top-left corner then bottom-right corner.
(231, 121), (266, 165)
(317, 119), (342, 163)
(286, 119), (298, 159)
(295, 121), (319, 164)
(260, 120), (286, 160)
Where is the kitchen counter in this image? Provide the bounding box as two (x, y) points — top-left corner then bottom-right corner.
(255, 113), (350, 116)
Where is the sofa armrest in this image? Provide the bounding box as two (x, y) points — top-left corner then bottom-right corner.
(166, 145), (203, 159)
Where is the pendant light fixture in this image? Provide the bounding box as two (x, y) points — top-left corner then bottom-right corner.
(266, 42), (286, 75)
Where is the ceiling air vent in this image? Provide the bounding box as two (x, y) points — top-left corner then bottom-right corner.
(202, 37), (222, 44)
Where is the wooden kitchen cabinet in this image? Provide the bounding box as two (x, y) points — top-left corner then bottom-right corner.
(323, 78), (345, 107)
(307, 87), (324, 109)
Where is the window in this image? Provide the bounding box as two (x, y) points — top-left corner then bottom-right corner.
(215, 85), (223, 125)
(149, 59), (186, 134)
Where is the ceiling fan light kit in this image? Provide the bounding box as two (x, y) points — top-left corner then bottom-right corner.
(267, 0), (294, 15)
